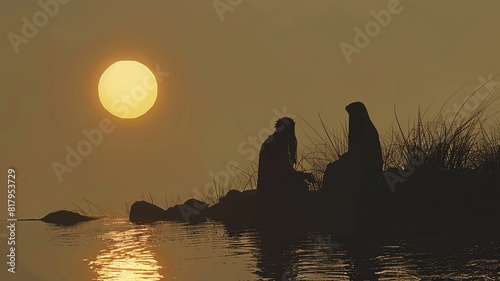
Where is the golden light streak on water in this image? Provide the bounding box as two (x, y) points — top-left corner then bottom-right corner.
(89, 225), (164, 281)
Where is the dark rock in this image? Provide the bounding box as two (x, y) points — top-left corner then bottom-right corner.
(41, 210), (95, 226)
(205, 189), (256, 226)
(165, 198), (209, 223)
(129, 201), (167, 224)
(129, 199), (209, 224)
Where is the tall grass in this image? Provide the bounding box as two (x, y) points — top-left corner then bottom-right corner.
(476, 120), (500, 173)
(386, 85), (499, 173)
(134, 81), (499, 209)
(70, 198), (119, 218)
(295, 82), (499, 187)
(192, 162), (259, 205)
(193, 84), (498, 196)
(70, 192), (186, 218)
(297, 115), (348, 190)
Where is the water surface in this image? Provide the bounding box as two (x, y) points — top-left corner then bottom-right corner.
(1, 219), (498, 280)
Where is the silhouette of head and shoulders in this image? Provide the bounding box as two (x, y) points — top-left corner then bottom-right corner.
(257, 117), (298, 191)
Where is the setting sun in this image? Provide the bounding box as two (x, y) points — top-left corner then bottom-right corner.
(98, 61), (158, 119)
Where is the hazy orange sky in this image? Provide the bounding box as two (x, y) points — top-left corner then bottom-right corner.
(1, 0), (499, 218)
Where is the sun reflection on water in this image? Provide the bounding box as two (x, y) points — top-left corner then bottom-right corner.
(89, 223), (164, 281)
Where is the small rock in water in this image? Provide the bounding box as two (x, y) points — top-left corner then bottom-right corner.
(41, 210), (94, 226)
(129, 201), (167, 224)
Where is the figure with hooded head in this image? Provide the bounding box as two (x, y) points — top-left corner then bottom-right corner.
(320, 102), (383, 234)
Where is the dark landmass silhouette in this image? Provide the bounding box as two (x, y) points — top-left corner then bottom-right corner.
(124, 102), (500, 240)
(125, 176), (499, 234)
(38, 100), (500, 280)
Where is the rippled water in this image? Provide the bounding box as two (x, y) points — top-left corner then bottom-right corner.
(1, 219), (498, 280)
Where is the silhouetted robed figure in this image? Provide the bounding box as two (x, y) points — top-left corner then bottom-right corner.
(320, 102), (383, 234)
(254, 117), (315, 227)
